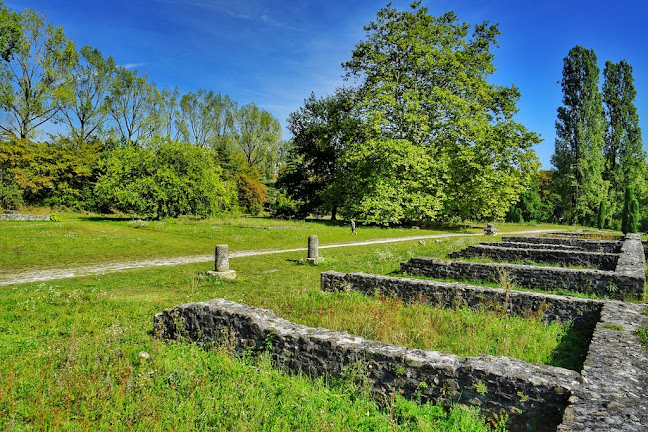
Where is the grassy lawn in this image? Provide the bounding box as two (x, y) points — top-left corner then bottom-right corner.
(0, 213), (560, 274)
(1, 217), (579, 431)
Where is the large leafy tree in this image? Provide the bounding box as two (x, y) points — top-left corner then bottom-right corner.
(105, 66), (152, 144)
(236, 102), (282, 178)
(602, 59), (646, 220)
(342, 2), (539, 223)
(59, 45), (116, 143)
(552, 46), (607, 225)
(278, 87), (363, 219)
(0, 8), (77, 139)
(177, 89), (236, 148)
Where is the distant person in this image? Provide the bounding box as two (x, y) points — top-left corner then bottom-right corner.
(552, 215), (557, 224)
(350, 219), (357, 235)
(559, 216), (564, 224)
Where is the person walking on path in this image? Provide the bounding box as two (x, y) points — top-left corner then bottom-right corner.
(350, 219), (357, 235)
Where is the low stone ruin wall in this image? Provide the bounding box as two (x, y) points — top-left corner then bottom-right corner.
(449, 244), (619, 270)
(321, 270), (602, 327)
(0, 213), (50, 221)
(154, 298), (583, 432)
(497, 241), (583, 251)
(400, 258), (635, 299)
(558, 301), (648, 431)
(502, 236), (622, 254)
(615, 234), (646, 295)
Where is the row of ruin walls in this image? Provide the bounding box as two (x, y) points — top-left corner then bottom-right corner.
(321, 270), (602, 327)
(448, 244), (619, 271)
(154, 298), (583, 432)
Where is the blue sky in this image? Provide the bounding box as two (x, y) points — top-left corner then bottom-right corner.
(7, 0), (648, 168)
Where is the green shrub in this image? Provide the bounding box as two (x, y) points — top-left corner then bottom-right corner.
(94, 140), (236, 219)
(0, 173), (24, 210)
(505, 206), (523, 223)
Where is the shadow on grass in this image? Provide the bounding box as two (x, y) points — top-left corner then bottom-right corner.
(81, 215), (136, 222)
(547, 309), (600, 371)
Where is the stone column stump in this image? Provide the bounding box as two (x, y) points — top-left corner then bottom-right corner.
(207, 244), (237, 279)
(484, 223), (497, 236)
(304, 235), (324, 264)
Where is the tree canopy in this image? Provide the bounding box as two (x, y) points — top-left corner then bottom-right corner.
(317, 1), (540, 223)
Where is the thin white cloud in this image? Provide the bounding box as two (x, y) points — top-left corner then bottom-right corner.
(121, 63), (146, 70)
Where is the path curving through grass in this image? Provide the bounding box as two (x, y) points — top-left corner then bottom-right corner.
(0, 229), (560, 286)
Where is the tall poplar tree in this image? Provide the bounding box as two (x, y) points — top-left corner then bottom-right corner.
(552, 46), (607, 225)
(602, 59), (646, 219)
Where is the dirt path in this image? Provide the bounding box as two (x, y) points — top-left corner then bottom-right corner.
(0, 229), (560, 286)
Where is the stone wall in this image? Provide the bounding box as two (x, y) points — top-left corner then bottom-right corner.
(400, 258), (628, 299)
(558, 301), (648, 431)
(321, 270), (602, 327)
(449, 244), (619, 270)
(154, 298), (583, 432)
(502, 236), (622, 254)
(615, 234), (646, 292)
(0, 214), (50, 221)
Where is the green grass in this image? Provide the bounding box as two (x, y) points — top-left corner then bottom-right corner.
(0, 217), (581, 431)
(0, 214), (563, 275)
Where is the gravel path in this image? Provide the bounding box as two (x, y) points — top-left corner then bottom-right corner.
(0, 229), (560, 286)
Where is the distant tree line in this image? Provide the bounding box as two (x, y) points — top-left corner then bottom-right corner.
(0, 3), (283, 218)
(0, 1), (644, 228)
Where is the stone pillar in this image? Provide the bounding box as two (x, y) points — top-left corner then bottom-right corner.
(207, 244), (237, 279)
(484, 223), (497, 236)
(308, 235), (319, 259)
(215, 244), (229, 272)
(304, 235), (324, 264)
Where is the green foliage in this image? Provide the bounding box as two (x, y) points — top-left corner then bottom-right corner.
(0, 8), (77, 139)
(341, 138), (444, 224)
(177, 89), (236, 149)
(60, 44), (116, 142)
(506, 171), (556, 223)
(505, 206), (523, 223)
(342, 2), (539, 223)
(94, 139), (235, 219)
(622, 185), (639, 234)
(552, 46), (607, 225)
(236, 171), (267, 215)
(237, 102), (283, 179)
(278, 87), (362, 219)
(636, 324), (648, 350)
(269, 188), (300, 218)
(0, 168), (22, 209)
(0, 136), (102, 209)
(597, 200), (606, 230)
(602, 60), (646, 222)
(0, 1), (20, 61)
(105, 66), (153, 143)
